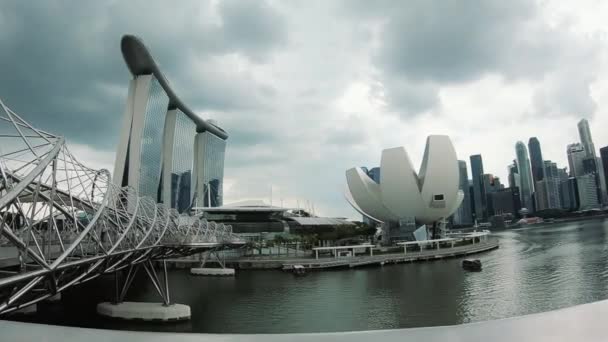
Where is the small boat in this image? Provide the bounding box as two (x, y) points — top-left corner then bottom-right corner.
(462, 259), (482, 271)
(292, 265), (307, 276)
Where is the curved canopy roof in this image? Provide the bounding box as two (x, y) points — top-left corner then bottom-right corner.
(121, 35), (228, 140)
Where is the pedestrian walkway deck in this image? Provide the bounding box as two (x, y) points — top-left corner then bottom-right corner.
(282, 238), (498, 270)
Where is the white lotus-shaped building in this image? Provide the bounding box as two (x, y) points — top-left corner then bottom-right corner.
(345, 135), (464, 225)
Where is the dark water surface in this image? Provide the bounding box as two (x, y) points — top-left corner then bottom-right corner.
(12, 218), (608, 333)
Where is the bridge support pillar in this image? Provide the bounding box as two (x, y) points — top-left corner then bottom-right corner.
(97, 259), (191, 322)
(96, 302), (190, 321)
(190, 249), (235, 276)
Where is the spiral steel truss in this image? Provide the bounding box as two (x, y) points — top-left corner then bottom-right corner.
(0, 100), (242, 314)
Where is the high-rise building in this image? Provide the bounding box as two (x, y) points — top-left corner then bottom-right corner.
(582, 157), (597, 175)
(544, 161), (558, 179)
(534, 180), (548, 211)
(567, 143), (586, 177)
(540, 161), (561, 210)
(508, 161), (519, 189)
(113, 35), (228, 212)
(515, 141), (534, 211)
(558, 167), (568, 180)
(468, 181), (475, 220)
(581, 157), (607, 206)
(597, 157), (607, 205)
(601, 147), (608, 190)
(453, 161), (473, 226)
(577, 119), (605, 205)
(483, 174), (503, 195)
(601, 146), (608, 204)
(535, 178), (560, 211)
(576, 174), (600, 210)
(368, 167), (381, 184)
(470, 154), (485, 221)
(528, 137), (545, 185)
(560, 178), (576, 210)
(578, 119), (597, 159)
(487, 187), (521, 217)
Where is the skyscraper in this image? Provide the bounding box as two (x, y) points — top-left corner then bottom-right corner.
(601, 146), (608, 201)
(528, 137), (545, 185)
(578, 119), (597, 159)
(542, 161), (561, 209)
(544, 160), (558, 179)
(577, 119), (605, 204)
(534, 180), (548, 211)
(367, 167), (381, 184)
(567, 143), (586, 177)
(453, 160), (473, 226)
(596, 157), (607, 205)
(508, 160), (521, 190)
(114, 35), (228, 212)
(487, 187), (521, 217)
(515, 141), (534, 211)
(560, 178), (575, 210)
(470, 155), (485, 221)
(576, 174), (600, 210)
(482, 174), (503, 194)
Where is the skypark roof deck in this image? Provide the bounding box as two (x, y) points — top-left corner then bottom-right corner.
(121, 35), (228, 139)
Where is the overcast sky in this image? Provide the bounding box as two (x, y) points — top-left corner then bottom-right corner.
(1, 0), (607, 219)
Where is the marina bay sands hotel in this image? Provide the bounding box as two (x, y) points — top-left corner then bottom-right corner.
(113, 35), (227, 212)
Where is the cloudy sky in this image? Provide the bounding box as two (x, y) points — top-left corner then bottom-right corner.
(1, 0), (607, 219)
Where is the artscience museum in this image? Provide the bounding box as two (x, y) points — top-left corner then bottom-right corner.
(345, 135), (464, 243)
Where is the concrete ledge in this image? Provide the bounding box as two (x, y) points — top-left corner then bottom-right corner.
(6, 297), (608, 341)
(190, 267), (235, 276)
(96, 302), (190, 321)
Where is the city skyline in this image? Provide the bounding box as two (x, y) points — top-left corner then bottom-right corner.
(1, 1), (608, 219)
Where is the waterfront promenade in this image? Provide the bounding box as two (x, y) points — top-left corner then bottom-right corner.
(165, 237), (499, 270)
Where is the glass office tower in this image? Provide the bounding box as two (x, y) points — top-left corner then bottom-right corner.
(515, 141), (534, 211)
(469, 154), (485, 221)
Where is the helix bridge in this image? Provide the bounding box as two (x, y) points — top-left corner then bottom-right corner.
(0, 99), (243, 314)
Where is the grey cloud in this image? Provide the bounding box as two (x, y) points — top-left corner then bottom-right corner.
(349, 0), (544, 82)
(533, 70), (597, 118)
(345, 0), (600, 119)
(224, 125), (278, 147)
(0, 0), (286, 149)
(376, 78), (439, 116)
(217, 0), (287, 62)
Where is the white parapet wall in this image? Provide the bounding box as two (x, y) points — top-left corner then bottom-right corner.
(97, 302), (191, 321)
(4, 297), (608, 341)
(190, 268), (235, 276)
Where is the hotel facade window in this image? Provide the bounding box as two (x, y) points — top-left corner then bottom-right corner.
(138, 78), (169, 199)
(162, 109), (196, 213)
(194, 131), (226, 207)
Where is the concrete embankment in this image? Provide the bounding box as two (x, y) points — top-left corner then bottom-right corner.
(163, 238), (499, 271)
